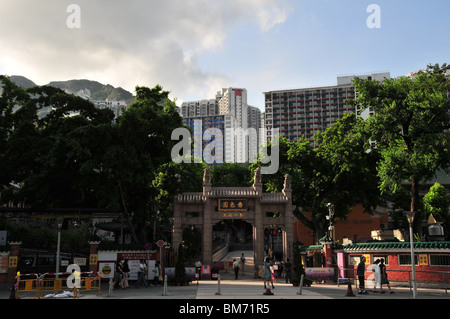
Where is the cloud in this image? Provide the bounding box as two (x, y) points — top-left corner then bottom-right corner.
(0, 0), (292, 101)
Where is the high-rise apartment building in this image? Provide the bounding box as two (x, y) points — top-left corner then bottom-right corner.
(180, 87), (261, 164)
(263, 72), (390, 146)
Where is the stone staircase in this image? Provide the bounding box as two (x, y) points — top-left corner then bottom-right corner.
(215, 250), (256, 280)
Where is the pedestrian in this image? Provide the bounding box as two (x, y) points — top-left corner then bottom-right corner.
(153, 261), (161, 286)
(195, 260), (202, 280)
(122, 259), (130, 289)
(240, 253), (246, 275)
(274, 259), (282, 279)
(357, 256), (368, 294)
(136, 259), (148, 288)
(284, 258), (292, 284)
(114, 259), (125, 290)
(262, 257), (274, 290)
(372, 259), (381, 292)
(233, 259), (240, 279)
(379, 258), (394, 294)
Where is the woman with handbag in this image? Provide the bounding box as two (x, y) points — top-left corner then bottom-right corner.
(379, 258), (394, 294)
(262, 257), (274, 290)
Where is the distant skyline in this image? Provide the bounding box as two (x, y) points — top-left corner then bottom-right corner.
(1, 0), (449, 110)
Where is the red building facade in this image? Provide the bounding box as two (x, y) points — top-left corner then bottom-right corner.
(294, 204), (390, 246)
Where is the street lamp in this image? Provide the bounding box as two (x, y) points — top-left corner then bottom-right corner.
(56, 218), (64, 279)
(327, 203), (335, 241)
(405, 211), (417, 299)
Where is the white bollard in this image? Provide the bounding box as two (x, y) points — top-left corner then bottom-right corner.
(108, 277), (114, 297)
(215, 275), (221, 295)
(297, 274), (304, 295)
(162, 275), (168, 296)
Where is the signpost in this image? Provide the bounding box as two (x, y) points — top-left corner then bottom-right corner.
(157, 240), (164, 270)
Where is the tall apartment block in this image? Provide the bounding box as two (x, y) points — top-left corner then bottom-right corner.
(263, 72), (390, 146)
(180, 87), (261, 164)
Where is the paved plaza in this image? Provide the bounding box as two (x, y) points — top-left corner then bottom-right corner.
(2, 250), (449, 300)
(3, 277), (449, 300)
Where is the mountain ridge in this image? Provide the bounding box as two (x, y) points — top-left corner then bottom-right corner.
(9, 75), (136, 104)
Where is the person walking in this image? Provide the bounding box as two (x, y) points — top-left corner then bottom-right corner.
(379, 258), (394, 294)
(357, 256), (368, 295)
(153, 261), (162, 286)
(240, 253), (246, 275)
(122, 259), (130, 289)
(114, 259), (125, 290)
(136, 259), (148, 288)
(262, 257), (274, 290)
(233, 259), (240, 279)
(284, 258), (292, 284)
(372, 259), (381, 293)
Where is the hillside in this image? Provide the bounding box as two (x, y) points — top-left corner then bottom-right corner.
(8, 76), (135, 105)
(10, 75), (38, 89)
(48, 79), (136, 104)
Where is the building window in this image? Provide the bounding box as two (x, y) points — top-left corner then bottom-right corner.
(373, 255), (389, 265)
(430, 255), (450, 266)
(398, 254), (418, 266)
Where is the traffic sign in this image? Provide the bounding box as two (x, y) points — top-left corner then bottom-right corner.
(144, 242), (152, 250)
(157, 240), (165, 248)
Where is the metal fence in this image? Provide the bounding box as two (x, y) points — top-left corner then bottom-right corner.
(14, 271), (102, 299)
(336, 267), (449, 295)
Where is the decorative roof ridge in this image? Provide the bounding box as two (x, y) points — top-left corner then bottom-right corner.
(342, 241), (450, 250)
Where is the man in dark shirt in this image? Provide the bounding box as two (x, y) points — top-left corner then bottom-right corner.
(357, 256), (368, 295)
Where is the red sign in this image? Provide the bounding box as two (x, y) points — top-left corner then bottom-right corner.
(117, 253), (156, 260)
(157, 240), (165, 248)
(201, 264), (211, 275)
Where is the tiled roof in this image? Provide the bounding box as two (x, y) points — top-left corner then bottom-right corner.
(342, 241), (450, 252)
(302, 241), (450, 252)
(95, 219), (130, 231)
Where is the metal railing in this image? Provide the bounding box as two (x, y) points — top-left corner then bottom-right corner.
(337, 267), (449, 295)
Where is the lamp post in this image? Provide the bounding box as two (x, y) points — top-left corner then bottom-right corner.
(405, 211), (417, 299)
(327, 203), (335, 241)
(56, 218), (64, 279)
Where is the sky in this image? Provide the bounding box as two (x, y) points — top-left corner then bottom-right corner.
(0, 0), (449, 110)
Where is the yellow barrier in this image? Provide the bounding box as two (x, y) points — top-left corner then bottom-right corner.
(73, 275), (102, 299)
(15, 274), (40, 299)
(15, 272), (102, 299)
(39, 272), (102, 299)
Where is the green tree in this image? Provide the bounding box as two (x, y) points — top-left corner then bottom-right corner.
(0, 75), (115, 208)
(174, 243), (191, 285)
(424, 182), (450, 240)
(254, 113), (381, 243)
(211, 163), (253, 187)
(101, 84), (186, 244)
(1, 77), (189, 247)
(349, 63), (450, 232)
(424, 183), (450, 216)
(152, 160), (205, 217)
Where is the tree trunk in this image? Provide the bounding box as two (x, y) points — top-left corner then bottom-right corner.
(118, 181), (140, 245)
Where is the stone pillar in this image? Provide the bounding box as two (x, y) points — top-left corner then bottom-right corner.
(202, 168), (213, 265)
(7, 241), (21, 285)
(253, 168), (264, 278)
(282, 174), (295, 262)
(320, 239), (334, 268)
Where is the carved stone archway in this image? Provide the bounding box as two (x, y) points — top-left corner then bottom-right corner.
(173, 168), (295, 278)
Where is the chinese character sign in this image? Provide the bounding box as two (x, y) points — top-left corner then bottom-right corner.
(218, 199), (247, 212)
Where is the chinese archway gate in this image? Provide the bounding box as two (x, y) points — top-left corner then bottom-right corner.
(172, 168), (295, 278)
